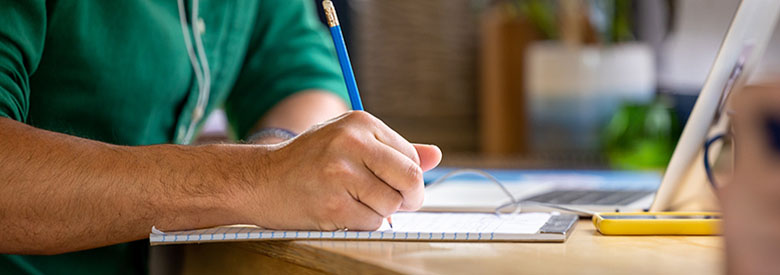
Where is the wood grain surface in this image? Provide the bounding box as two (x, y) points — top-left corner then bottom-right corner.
(181, 220), (723, 275)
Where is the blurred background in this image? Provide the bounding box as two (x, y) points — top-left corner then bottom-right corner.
(202, 0), (778, 171)
(345, 0), (780, 170)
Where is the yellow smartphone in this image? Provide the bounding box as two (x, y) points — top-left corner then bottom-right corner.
(593, 212), (721, 235)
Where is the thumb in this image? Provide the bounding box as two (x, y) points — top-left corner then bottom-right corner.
(413, 144), (442, 172)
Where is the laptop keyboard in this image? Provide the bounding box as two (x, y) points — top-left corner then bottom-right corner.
(522, 190), (655, 206)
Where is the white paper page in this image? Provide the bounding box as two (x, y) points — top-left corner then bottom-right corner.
(150, 212), (553, 244)
(422, 181), (554, 209)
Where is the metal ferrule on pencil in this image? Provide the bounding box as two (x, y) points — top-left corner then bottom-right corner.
(322, 0), (340, 27)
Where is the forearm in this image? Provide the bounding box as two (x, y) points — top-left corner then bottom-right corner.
(0, 118), (253, 254)
(252, 90), (349, 135)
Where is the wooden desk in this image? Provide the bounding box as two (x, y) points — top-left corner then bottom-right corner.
(179, 220), (724, 275)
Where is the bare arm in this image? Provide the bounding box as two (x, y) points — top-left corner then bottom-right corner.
(248, 89), (349, 142)
(0, 117), (255, 255)
(0, 110), (442, 255)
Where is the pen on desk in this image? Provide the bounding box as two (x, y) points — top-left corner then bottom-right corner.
(322, 0), (391, 228)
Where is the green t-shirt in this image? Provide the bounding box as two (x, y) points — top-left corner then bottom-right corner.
(0, 0), (348, 273)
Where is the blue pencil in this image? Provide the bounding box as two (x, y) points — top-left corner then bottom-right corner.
(323, 1), (392, 228)
(322, 0), (363, 111)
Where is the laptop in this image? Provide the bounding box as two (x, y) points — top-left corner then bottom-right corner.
(421, 0), (780, 216)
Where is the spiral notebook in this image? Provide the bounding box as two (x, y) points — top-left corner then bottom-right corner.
(150, 212), (578, 244)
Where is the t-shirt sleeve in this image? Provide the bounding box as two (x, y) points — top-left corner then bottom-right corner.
(0, 0), (45, 122)
(225, 0), (349, 139)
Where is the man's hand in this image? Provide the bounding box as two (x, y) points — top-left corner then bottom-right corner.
(0, 110), (440, 254)
(237, 111), (441, 231)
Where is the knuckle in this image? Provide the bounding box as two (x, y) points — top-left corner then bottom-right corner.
(410, 150), (421, 166)
(348, 110), (373, 123)
(404, 163), (424, 185)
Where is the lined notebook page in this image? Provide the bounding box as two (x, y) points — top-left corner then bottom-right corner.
(150, 212), (552, 244)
